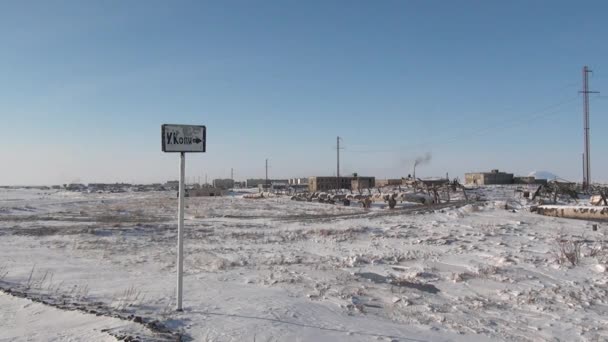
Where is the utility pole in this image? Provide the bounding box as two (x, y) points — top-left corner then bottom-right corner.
(336, 136), (343, 191)
(176, 152), (185, 311)
(265, 159), (269, 186)
(582, 153), (585, 187)
(580, 66), (599, 190)
(231, 168), (234, 181)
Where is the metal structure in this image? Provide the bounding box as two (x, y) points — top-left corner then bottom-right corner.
(580, 66), (599, 190)
(336, 136), (342, 191)
(265, 159), (269, 186)
(176, 152), (185, 311)
(160, 124), (206, 311)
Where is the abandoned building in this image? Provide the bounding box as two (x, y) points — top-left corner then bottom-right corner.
(246, 179), (266, 188)
(212, 178), (235, 189)
(308, 177), (350, 192)
(351, 176), (376, 191)
(513, 176), (548, 185)
(164, 180), (180, 190)
(246, 178), (288, 188)
(288, 178), (309, 185)
(420, 178), (450, 187)
(465, 170), (514, 185)
(376, 179), (403, 187)
(186, 184), (226, 197)
(465, 169), (547, 185)
(308, 175), (375, 192)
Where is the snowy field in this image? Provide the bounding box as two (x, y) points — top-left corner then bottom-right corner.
(0, 188), (607, 341)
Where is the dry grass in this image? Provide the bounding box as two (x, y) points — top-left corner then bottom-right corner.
(588, 241), (608, 265)
(67, 283), (90, 300)
(112, 285), (145, 311)
(0, 264), (8, 282)
(452, 264), (500, 282)
(554, 238), (581, 266)
(25, 264), (36, 290)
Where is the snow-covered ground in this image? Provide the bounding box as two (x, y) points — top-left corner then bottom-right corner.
(0, 292), (144, 341)
(0, 188), (607, 341)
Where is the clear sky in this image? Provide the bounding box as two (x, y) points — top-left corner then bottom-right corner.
(1, 0), (607, 185)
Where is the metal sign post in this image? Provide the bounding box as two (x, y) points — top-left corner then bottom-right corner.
(161, 124), (206, 311)
(176, 151), (185, 311)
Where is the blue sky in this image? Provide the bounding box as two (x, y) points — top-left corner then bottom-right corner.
(1, 0), (607, 185)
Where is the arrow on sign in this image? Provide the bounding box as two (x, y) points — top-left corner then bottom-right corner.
(193, 138), (202, 144)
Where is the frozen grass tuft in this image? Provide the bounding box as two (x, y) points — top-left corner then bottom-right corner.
(112, 285), (145, 311)
(25, 264), (36, 290)
(0, 264), (8, 282)
(554, 238), (581, 266)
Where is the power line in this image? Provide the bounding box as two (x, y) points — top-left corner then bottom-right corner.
(344, 96), (579, 154)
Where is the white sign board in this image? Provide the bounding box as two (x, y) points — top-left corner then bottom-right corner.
(162, 124), (206, 153)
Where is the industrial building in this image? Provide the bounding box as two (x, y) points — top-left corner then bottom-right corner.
(246, 179), (288, 188)
(351, 177), (376, 191)
(212, 178), (234, 189)
(308, 177), (351, 192)
(187, 186), (225, 197)
(246, 179), (266, 188)
(164, 180), (179, 190)
(376, 179), (403, 187)
(465, 170), (547, 185)
(513, 177), (548, 185)
(288, 178), (308, 185)
(308, 175), (375, 192)
(465, 170), (514, 185)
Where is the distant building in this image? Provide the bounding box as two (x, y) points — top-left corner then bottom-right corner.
(420, 178), (450, 187)
(212, 178), (235, 189)
(351, 176), (376, 191)
(66, 183), (86, 191)
(376, 179), (403, 187)
(513, 176), (548, 185)
(289, 178), (309, 185)
(308, 175), (375, 192)
(246, 179), (266, 188)
(246, 179), (288, 188)
(465, 169), (548, 186)
(188, 186), (226, 197)
(465, 169), (514, 185)
(87, 183), (132, 192)
(308, 177), (352, 192)
(165, 180), (179, 190)
(258, 184), (271, 191)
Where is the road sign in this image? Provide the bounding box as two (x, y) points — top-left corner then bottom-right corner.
(162, 124), (206, 153)
(161, 123), (206, 311)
